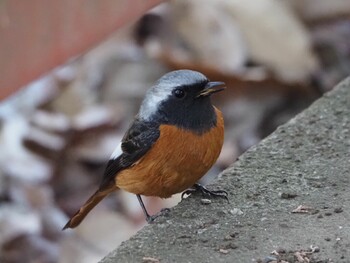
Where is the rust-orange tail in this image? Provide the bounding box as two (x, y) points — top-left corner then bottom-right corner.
(62, 185), (117, 230)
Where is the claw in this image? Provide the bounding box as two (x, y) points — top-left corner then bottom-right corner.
(146, 208), (170, 223)
(181, 188), (196, 199)
(137, 194), (170, 223)
(182, 183), (229, 202)
(160, 208), (171, 213)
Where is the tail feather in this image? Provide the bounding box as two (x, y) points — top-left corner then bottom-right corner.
(63, 185), (117, 230)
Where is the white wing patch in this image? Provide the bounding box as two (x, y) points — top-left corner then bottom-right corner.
(110, 142), (122, 160)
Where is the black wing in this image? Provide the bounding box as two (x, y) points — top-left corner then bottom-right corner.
(99, 119), (160, 189)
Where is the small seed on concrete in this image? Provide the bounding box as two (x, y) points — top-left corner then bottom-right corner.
(280, 192), (298, 199)
(201, 198), (211, 205)
(142, 257), (160, 263)
(310, 245), (320, 253)
(229, 208), (243, 215)
(334, 207), (343, 213)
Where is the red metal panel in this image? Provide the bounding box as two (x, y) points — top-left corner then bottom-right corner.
(0, 0), (162, 100)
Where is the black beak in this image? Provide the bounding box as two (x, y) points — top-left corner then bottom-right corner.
(196, 81), (226, 98)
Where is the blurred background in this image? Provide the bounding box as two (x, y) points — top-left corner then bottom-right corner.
(1, 0), (350, 262)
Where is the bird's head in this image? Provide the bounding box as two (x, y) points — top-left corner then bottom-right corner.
(139, 70), (225, 132)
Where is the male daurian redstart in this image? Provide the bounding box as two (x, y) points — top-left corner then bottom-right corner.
(63, 69), (227, 229)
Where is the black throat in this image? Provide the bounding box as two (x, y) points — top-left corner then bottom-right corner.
(153, 97), (217, 134)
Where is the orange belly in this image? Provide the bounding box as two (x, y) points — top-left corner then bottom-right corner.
(115, 108), (224, 198)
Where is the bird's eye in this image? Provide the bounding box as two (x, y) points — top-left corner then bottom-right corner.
(173, 89), (185, 98)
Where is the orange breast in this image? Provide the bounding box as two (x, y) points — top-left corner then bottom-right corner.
(115, 108), (224, 198)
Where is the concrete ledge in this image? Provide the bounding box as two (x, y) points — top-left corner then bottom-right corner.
(100, 78), (350, 262)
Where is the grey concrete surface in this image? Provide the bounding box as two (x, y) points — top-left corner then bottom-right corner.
(100, 78), (350, 263)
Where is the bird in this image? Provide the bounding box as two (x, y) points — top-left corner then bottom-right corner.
(63, 69), (227, 229)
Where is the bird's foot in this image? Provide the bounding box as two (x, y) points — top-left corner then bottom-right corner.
(146, 208), (171, 223)
(181, 183), (229, 202)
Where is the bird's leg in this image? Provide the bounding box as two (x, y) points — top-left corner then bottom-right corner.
(181, 183), (229, 201)
(136, 194), (151, 222)
(136, 195), (170, 223)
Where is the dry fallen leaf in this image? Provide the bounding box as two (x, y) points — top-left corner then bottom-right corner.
(219, 248), (229, 254)
(292, 205), (313, 213)
(294, 251), (311, 263)
(142, 256), (160, 263)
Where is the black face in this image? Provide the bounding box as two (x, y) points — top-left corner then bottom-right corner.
(154, 80), (218, 134)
